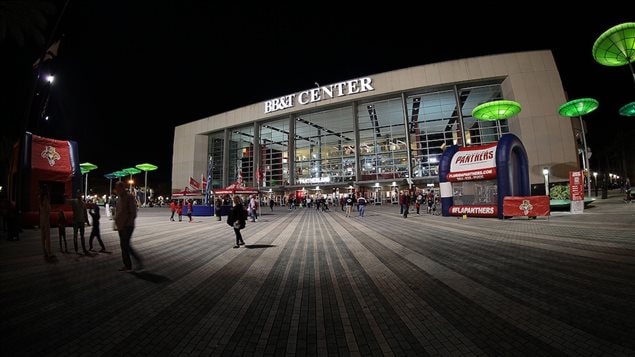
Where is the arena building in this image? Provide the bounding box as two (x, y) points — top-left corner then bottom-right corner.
(171, 50), (581, 204)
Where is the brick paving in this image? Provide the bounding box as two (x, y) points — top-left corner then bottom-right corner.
(1, 191), (634, 356)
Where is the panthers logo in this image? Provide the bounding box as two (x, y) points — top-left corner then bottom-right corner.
(41, 146), (61, 166)
(519, 199), (533, 215)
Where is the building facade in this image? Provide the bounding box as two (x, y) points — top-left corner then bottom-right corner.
(172, 50), (580, 203)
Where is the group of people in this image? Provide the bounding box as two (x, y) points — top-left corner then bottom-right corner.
(169, 199), (193, 222)
(38, 181), (143, 272)
(38, 187), (106, 260)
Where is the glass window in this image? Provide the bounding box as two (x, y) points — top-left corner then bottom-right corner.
(407, 90), (456, 178)
(459, 84), (507, 146)
(260, 118), (290, 187)
(294, 107), (355, 185)
(357, 97), (407, 181)
(207, 132), (225, 190)
(229, 126), (255, 186)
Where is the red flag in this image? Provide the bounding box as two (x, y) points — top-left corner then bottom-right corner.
(189, 177), (200, 190)
(256, 167), (263, 183)
(201, 174), (207, 190)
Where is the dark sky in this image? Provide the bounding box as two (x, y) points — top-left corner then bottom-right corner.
(2, 2), (634, 195)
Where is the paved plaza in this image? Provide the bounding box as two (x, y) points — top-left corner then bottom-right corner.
(1, 191), (634, 356)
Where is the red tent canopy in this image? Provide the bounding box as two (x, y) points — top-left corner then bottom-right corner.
(213, 180), (259, 195)
(172, 186), (203, 198)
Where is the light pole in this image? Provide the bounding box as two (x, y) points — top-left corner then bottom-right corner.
(593, 172), (598, 197)
(543, 168), (550, 198)
(123, 167), (141, 192)
(136, 163), (158, 207)
(558, 98), (599, 199)
(79, 162), (98, 199)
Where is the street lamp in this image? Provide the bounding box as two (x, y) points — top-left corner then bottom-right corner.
(592, 22), (635, 87)
(558, 98), (599, 199)
(122, 167), (142, 191)
(542, 168), (550, 198)
(136, 163), (158, 207)
(104, 173), (117, 197)
(472, 100), (523, 139)
(79, 162), (98, 199)
(593, 172), (598, 196)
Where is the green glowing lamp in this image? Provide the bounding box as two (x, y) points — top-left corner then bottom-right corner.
(592, 22), (635, 85)
(472, 100), (522, 121)
(79, 162), (98, 197)
(558, 98), (599, 117)
(619, 101), (635, 117)
(558, 98), (599, 199)
(135, 163), (158, 206)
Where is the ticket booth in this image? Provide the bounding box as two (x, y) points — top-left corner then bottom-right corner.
(438, 133), (530, 219)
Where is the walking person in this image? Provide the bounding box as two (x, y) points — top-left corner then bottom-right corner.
(401, 192), (410, 218)
(88, 202), (106, 252)
(57, 210), (68, 253)
(69, 191), (90, 255)
(624, 178), (632, 203)
(39, 185), (53, 260)
(269, 197), (274, 211)
(345, 194), (354, 217)
(215, 197), (223, 221)
(169, 200), (176, 221)
(115, 181), (143, 272)
(357, 196), (367, 217)
(249, 195), (258, 222)
(177, 201), (183, 222)
(227, 196), (246, 248)
(186, 199), (193, 222)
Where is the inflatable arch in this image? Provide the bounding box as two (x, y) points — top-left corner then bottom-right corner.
(438, 133), (530, 219)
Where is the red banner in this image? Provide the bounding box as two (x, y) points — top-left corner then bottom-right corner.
(569, 171), (584, 201)
(503, 196), (550, 217)
(31, 135), (72, 177)
(189, 177), (200, 190)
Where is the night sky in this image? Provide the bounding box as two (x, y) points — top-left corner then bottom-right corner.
(1, 2), (633, 195)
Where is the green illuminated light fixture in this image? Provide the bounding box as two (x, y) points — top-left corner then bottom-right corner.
(557, 98), (599, 117)
(472, 100), (522, 120)
(135, 163), (158, 206)
(123, 167), (142, 191)
(79, 162), (98, 198)
(592, 22), (635, 85)
(558, 98), (599, 198)
(471, 100), (522, 140)
(104, 173), (117, 195)
(619, 101), (635, 117)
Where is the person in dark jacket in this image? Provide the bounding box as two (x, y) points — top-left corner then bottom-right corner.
(88, 203), (106, 252)
(227, 196), (246, 248)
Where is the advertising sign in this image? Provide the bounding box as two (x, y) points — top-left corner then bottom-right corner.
(569, 170), (584, 214)
(503, 196), (550, 217)
(447, 143), (497, 182)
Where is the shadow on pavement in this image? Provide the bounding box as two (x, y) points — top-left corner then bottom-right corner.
(244, 244), (276, 249)
(130, 271), (172, 283)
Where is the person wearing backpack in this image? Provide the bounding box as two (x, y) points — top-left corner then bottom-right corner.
(227, 196), (246, 248)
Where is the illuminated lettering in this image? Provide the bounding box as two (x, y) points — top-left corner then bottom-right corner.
(264, 77), (375, 113)
(264, 94), (296, 114)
